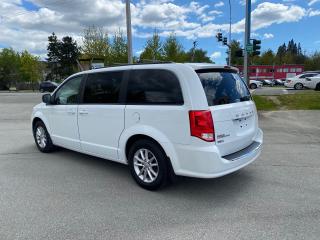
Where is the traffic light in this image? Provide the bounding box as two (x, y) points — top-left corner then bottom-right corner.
(252, 39), (261, 56)
(223, 37), (228, 45)
(216, 32), (222, 42)
(235, 49), (244, 57)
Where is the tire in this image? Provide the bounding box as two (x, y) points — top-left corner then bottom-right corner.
(40, 88), (44, 93)
(315, 83), (320, 91)
(128, 139), (170, 190)
(294, 83), (303, 90)
(33, 121), (55, 153)
(249, 83), (257, 89)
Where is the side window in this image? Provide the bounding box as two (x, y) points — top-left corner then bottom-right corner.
(299, 75), (306, 78)
(83, 71), (123, 104)
(54, 76), (82, 105)
(126, 69), (183, 105)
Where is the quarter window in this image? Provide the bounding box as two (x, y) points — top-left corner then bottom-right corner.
(54, 76), (82, 105)
(126, 69), (183, 105)
(83, 71), (124, 104)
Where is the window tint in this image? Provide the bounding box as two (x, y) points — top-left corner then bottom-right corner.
(83, 71), (123, 104)
(197, 69), (250, 106)
(126, 69), (183, 105)
(54, 76), (82, 105)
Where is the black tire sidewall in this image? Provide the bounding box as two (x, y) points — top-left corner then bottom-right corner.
(250, 83), (257, 89)
(128, 140), (168, 190)
(33, 121), (54, 153)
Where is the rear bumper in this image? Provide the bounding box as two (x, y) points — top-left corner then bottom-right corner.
(173, 128), (263, 178)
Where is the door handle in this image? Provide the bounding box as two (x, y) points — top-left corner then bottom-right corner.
(67, 110), (76, 115)
(79, 109), (88, 115)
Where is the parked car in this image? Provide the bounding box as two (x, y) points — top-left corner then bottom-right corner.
(273, 79), (284, 86)
(249, 80), (263, 89)
(31, 63), (263, 190)
(39, 81), (58, 93)
(305, 75), (320, 91)
(284, 73), (319, 90)
(262, 79), (274, 87)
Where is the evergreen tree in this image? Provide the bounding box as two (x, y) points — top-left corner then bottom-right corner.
(139, 30), (163, 61)
(47, 33), (80, 80)
(185, 48), (212, 63)
(110, 30), (128, 64)
(60, 36), (80, 77)
(229, 40), (243, 65)
(47, 33), (61, 79)
(163, 33), (184, 62)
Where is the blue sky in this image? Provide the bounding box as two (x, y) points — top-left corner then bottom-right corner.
(0, 0), (319, 64)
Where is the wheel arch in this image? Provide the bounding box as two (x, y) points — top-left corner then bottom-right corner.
(118, 126), (180, 173)
(32, 112), (51, 135)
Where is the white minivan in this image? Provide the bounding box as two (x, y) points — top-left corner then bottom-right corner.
(32, 63), (263, 190)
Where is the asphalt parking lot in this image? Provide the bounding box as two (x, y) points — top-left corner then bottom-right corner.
(0, 92), (319, 240)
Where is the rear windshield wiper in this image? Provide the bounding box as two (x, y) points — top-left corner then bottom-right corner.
(239, 95), (251, 101)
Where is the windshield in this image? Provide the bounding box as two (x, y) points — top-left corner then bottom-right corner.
(196, 69), (251, 106)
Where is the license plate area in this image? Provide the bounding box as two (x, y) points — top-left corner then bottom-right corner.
(234, 116), (252, 130)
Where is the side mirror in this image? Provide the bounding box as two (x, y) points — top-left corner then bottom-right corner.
(42, 94), (52, 104)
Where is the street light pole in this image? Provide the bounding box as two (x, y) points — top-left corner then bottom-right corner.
(228, 0), (232, 66)
(244, 0), (251, 85)
(126, 0), (133, 64)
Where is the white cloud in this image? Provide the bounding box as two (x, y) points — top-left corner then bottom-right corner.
(251, 32), (260, 38)
(308, 0), (320, 6)
(263, 33), (274, 39)
(0, 0), (311, 58)
(309, 9), (320, 16)
(232, 2), (306, 33)
(210, 51), (222, 59)
(214, 1), (224, 8)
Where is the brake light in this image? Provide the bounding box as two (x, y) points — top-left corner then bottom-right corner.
(189, 110), (215, 142)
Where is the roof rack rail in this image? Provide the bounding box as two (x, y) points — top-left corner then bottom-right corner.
(108, 60), (174, 67)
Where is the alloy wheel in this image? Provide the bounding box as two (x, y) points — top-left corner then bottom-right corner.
(35, 126), (47, 149)
(133, 148), (159, 183)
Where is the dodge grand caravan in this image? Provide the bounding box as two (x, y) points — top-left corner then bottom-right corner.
(31, 63), (263, 190)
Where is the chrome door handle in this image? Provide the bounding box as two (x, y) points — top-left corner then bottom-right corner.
(79, 109), (88, 115)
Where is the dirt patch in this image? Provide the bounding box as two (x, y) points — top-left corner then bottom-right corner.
(265, 96), (287, 110)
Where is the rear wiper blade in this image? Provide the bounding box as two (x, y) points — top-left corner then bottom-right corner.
(240, 95), (251, 101)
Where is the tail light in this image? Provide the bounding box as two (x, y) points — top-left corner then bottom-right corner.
(189, 110), (215, 142)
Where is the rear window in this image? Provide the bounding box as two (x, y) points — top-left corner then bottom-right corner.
(196, 69), (250, 106)
(126, 69), (183, 105)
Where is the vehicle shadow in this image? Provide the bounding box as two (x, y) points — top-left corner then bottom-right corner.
(31, 146), (255, 206)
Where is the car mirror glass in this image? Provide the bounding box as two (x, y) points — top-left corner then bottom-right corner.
(42, 94), (52, 104)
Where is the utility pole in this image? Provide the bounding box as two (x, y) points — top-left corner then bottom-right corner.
(126, 0), (133, 64)
(191, 41), (197, 62)
(228, 0), (232, 66)
(244, 0), (251, 85)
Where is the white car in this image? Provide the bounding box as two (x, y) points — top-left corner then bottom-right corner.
(31, 63), (263, 190)
(284, 73), (319, 90)
(305, 74), (320, 90)
(249, 80), (263, 89)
